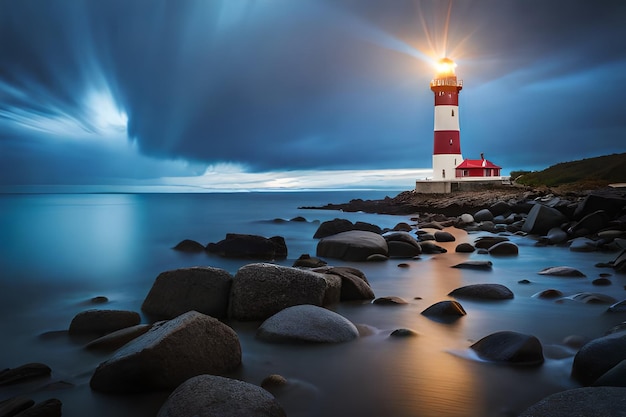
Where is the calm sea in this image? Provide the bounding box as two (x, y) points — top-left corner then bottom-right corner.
(0, 191), (623, 417)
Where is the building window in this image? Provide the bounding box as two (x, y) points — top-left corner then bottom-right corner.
(463, 170), (469, 177)
(451, 109), (455, 117)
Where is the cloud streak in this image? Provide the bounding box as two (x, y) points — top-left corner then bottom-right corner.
(1, 0), (625, 189)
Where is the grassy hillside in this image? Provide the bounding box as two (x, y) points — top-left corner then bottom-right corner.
(512, 153), (626, 189)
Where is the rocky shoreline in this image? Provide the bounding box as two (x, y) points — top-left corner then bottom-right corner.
(2, 185), (626, 417)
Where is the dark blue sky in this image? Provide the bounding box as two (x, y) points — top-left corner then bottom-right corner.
(1, 0), (625, 190)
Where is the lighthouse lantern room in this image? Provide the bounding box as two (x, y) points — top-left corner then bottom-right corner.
(430, 58), (463, 181)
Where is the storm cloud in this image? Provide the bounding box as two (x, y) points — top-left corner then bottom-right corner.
(1, 0), (625, 187)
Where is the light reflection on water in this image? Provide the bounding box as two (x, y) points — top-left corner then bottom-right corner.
(0, 192), (624, 417)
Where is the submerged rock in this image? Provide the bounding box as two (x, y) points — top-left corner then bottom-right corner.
(519, 387), (626, 417)
(538, 266), (586, 277)
(572, 331), (626, 385)
(451, 260), (493, 270)
(448, 283), (514, 300)
(68, 309), (140, 336)
(470, 331), (544, 366)
(316, 230), (388, 262)
(421, 300), (466, 320)
(206, 233), (287, 259)
(157, 375), (286, 417)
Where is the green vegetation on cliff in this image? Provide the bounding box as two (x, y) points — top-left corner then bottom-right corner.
(511, 153), (626, 189)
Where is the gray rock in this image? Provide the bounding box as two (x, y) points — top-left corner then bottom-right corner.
(488, 241), (519, 256)
(354, 221), (382, 234)
(12, 398), (62, 417)
(142, 267), (233, 320)
(538, 266), (586, 277)
(473, 208), (494, 222)
(313, 218), (354, 238)
(373, 296), (408, 305)
(228, 263), (340, 321)
(522, 204), (567, 235)
(0, 397), (35, 416)
(593, 359), (626, 387)
(256, 304), (359, 344)
(172, 239), (205, 252)
(316, 230), (388, 261)
(474, 236), (509, 249)
(387, 241), (421, 258)
(568, 210), (610, 237)
(470, 330), (544, 366)
(455, 243), (475, 253)
(434, 231), (455, 242)
(90, 311), (241, 393)
(448, 283), (514, 300)
(565, 292), (616, 304)
(489, 201), (511, 216)
(546, 227), (568, 244)
(292, 254), (327, 268)
(608, 299), (626, 312)
(320, 267), (374, 301)
(451, 260), (492, 270)
(390, 328), (419, 337)
(419, 241), (447, 254)
(457, 213), (474, 224)
(532, 289), (563, 299)
(206, 233), (287, 259)
(0, 363), (51, 385)
(85, 324), (152, 351)
(157, 375), (286, 417)
(68, 310), (140, 335)
(421, 300), (466, 319)
(519, 387), (626, 417)
(569, 237), (597, 252)
(572, 331), (626, 385)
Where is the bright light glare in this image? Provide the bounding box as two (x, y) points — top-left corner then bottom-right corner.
(435, 57), (457, 76)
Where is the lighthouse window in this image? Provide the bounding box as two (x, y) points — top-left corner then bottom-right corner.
(449, 139), (453, 145)
(451, 109), (455, 117)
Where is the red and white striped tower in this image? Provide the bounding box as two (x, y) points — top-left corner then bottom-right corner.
(430, 58), (463, 180)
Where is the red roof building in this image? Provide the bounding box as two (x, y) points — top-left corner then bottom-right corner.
(455, 155), (501, 178)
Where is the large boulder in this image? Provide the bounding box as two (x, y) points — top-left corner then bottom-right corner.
(206, 233), (287, 259)
(157, 375), (286, 417)
(316, 230), (388, 262)
(487, 241), (519, 256)
(519, 387), (626, 417)
(538, 266), (586, 277)
(320, 267), (375, 301)
(572, 331), (626, 385)
(228, 263), (341, 321)
(90, 311), (241, 393)
(522, 204), (567, 235)
(546, 227), (568, 244)
(384, 232), (422, 258)
(473, 208), (494, 222)
(313, 218), (354, 238)
(568, 210), (610, 237)
(421, 300), (466, 320)
(256, 305), (359, 344)
(85, 324), (152, 351)
(0, 363), (52, 385)
(142, 267), (233, 320)
(448, 283), (514, 300)
(470, 331), (544, 366)
(574, 194), (626, 220)
(68, 310), (140, 336)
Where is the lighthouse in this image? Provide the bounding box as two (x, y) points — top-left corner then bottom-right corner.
(430, 58), (463, 181)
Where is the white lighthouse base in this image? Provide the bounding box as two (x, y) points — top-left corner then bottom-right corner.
(432, 154), (463, 181)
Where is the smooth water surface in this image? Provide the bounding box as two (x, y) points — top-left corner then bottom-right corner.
(0, 192), (623, 417)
